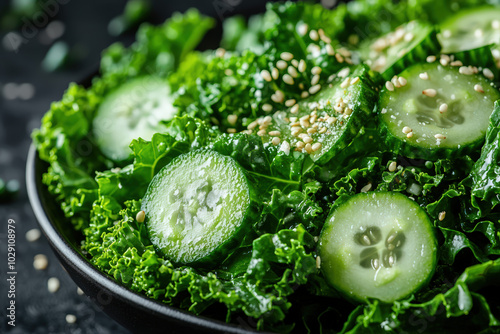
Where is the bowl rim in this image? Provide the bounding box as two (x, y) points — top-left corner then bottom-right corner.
(26, 144), (262, 334)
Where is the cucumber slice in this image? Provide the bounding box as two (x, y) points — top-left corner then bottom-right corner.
(93, 76), (178, 162)
(361, 20), (440, 80)
(254, 66), (377, 165)
(379, 62), (500, 159)
(438, 7), (500, 53)
(318, 192), (437, 303)
(142, 149), (253, 266)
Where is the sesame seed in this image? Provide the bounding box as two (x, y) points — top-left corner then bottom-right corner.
(300, 120), (310, 128)
(277, 60), (287, 70)
(309, 84), (321, 95)
(439, 103), (448, 113)
(426, 55), (436, 63)
(307, 128), (317, 134)
(257, 129), (267, 136)
(434, 133), (446, 140)
(341, 77), (351, 89)
(271, 137), (281, 145)
(26, 228), (41, 242)
(319, 127), (327, 134)
(438, 211), (446, 221)
(298, 59), (307, 73)
(381, 108), (387, 114)
(227, 114), (238, 125)
(271, 90), (284, 103)
(263, 116), (272, 124)
(303, 135), (313, 144)
(326, 44), (335, 56)
(312, 142), (322, 151)
(283, 74), (294, 85)
(459, 66), (473, 75)
(281, 52), (294, 61)
(285, 99), (296, 107)
(311, 66), (322, 75)
(291, 128), (302, 136)
(493, 20), (500, 30)
(350, 77), (360, 85)
(402, 126), (412, 134)
(422, 88), (437, 97)
(301, 91), (309, 99)
(388, 161), (397, 172)
(326, 117), (337, 124)
(316, 255), (321, 269)
(440, 57), (449, 66)
(291, 104), (299, 114)
(34, 254), (48, 270)
(398, 76), (407, 86)
(338, 68), (350, 78)
(272, 68), (279, 80)
(311, 74), (320, 86)
(309, 29), (319, 41)
(296, 141), (305, 149)
(304, 143), (313, 154)
(385, 81), (395, 91)
(47, 277), (60, 293)
(288, 66), (299, 78)
(248, 121), (258, 130)
(419, 72), (429, 80)
(261, 70), (272, 82)
(475, 29), (483, 38)
(474, 84), (485, 93)
(335, 53), (344, 63)
(66, 314), (77, 324)
(360, 183), (372, 193)
(450, 60), (463, 67)
(391, 76), (400, 88)
(262, 103), (273, 112)
(406, 131), (414, 138)
(292, 59), (299, 67)
(269, 130), (281, 136)
(483, 68), (495, 80)
(320, 34), (332, 44)
(227, 128), (237, 133)
(290, 117), (297, 122)
(224, 69), (233, 76)
(136, 210), (145, 223)
(298, 23), (308, 36)
(77, 287), (84, 295)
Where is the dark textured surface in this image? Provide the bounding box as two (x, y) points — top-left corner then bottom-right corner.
(0, 1), (274, 333)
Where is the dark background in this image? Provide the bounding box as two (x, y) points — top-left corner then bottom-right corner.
(0, 0), (306, 332)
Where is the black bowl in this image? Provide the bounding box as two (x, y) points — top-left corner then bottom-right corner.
(26, 144), (263, 334)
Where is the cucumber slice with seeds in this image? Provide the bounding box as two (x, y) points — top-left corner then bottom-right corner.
(379, 62), (500, 159)
(438, 7), (500, 53)
(142, 149), (254, 266)
(255, 66), (377, 165)
(93, 76), (178, 162)
(361, 20), (441, 80)
(318, 192), (437, 303)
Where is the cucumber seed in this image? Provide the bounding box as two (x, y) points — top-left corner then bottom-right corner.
(422, 88), (437, 97)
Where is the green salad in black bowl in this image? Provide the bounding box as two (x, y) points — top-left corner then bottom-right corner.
(28, 1), (500, 333)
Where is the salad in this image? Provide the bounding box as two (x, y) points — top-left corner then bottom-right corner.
(33, 1), (500, 333)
